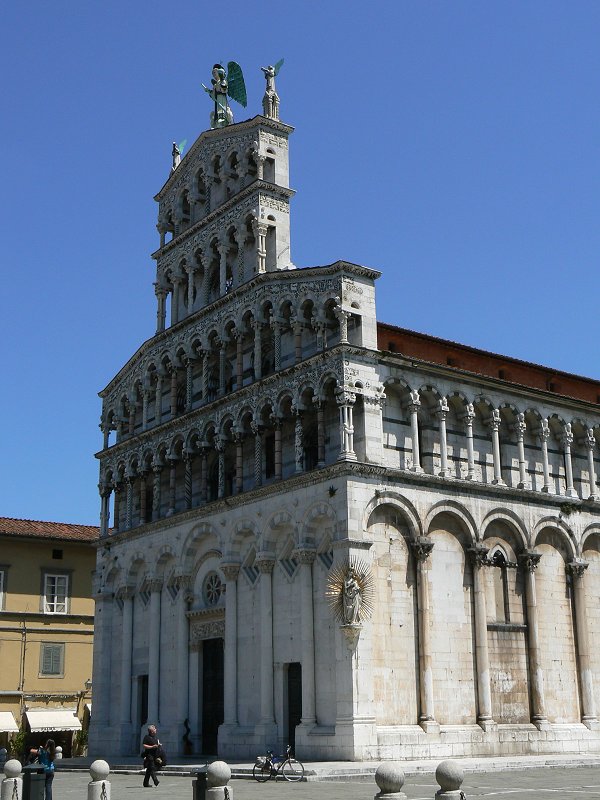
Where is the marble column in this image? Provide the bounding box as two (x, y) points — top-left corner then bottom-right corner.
(171, 277), (181, 325)
(221, 564), (240, 726)
(185, 357), (194, 412)
(154, 285), (167, 334)
(200, 445), (208, 504)
(315, 399), (326, 467)
(273, 418), (282, 480)
(235, 328), (244, 389)
(113, 482), (122, 532)
(568, 560), (598, 728)
(271, 320), (281, 370)
(252, 320), (263, 380)
(142, 389), (149, 432)
(199, 349), (209, 403)
(218, 341), (226, 395)
(215, 438), (225, 498)
(152, 464), (162, 521)
(411, 538), (438, 732)
(253, 220), (267, 273)
(170, 368), (178, 417)
(177, 578), (192, 747)
(336, 390), (357, 461)
(437, 397), (449, 478)
(468, 545), (494, 729)
(519, 550), (548, 728)
(489, 409), (505, 485)
(186, 265), (195, 315)
(585, 429), (597, 501)
(463, 403), (476, 480)
(251, 422), (263, 487)
(538, 419), (552, 493)
(218, 243), (228, 296)
(184, 451), (193, 509)
(292, 319), (303, 364)
(334, 306), (350, 344)
(148, 580), (163, 723)
(139, 471), (148, 525)
(99, 484), (111, 538)
(295, 548), (317, 726)
(514, 412), (529, 489)
(234, 432), (244, 494)
(167, 458), (177, 516)
(125, 475), (133, 530)
(562, 423), (579, 498)
(407, 391), (422, 473)
(128, 401), (136, 436)
(154, 372), (164, 425)
(119, 589), (134, 733)
(294, 409), (304, 473)
(256, 556), (276, 725)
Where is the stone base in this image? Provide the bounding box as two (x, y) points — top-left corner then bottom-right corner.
(419, 720), (440, 734)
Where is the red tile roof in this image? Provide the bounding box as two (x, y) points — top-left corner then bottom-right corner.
(0, 517), (99, 543)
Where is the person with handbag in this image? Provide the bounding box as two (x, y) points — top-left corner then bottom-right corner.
(141, 725), (160, 787)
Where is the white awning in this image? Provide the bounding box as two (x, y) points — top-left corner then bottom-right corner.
(26, 709), (82, 732)
(0, 712), (18, 733)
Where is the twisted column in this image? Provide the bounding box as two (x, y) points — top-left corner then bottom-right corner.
(250, 422), (263, 487)
(184, 451), (193, 509)
(124, 475), (133, 530)
(294, 409), (304, 473)
(185, 357), (194, 412)
(113, 482), (122, 532)
(234, 432), (244, 494)
(215, 437), (225, 498)
(272, 417), (282, 480)
(271, 320), (282, 371)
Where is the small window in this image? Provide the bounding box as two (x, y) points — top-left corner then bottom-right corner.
(52, 549), (63, 560)
(43, 574), (69, 614)
(40, 642), (65, 676)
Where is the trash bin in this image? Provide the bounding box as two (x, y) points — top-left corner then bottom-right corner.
(192, 768), (208, 800)
(22, 764), (46, 800)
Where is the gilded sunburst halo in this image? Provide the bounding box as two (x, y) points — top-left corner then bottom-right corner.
(325, 556), (374, 625)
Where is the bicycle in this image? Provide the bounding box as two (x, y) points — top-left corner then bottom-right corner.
(253, 745), (305, 782)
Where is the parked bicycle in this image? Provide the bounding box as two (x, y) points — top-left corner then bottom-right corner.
(253, 745), (305, 782)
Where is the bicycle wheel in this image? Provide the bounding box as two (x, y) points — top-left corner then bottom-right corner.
(253, 762), (272, 782)
(282, 758), (304, 782)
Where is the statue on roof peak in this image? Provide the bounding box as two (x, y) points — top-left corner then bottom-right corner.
(261, 58), (284, 120)
(202, 62), (247, 129)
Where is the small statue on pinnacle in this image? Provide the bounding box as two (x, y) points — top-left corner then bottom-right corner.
(202, 62), (247, 129)
(261, 58), (284, 120)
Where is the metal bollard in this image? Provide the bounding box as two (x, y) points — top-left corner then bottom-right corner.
(88, 761), (111, 800)
(54, 748), (62, 761)
(2, 760), (23, 800)
(206, 762), (232, 800)
(435, 760), (465, 800)
(374, 763), (407, 800)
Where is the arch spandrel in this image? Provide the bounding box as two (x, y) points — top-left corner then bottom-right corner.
(481, 509), (529, 552)
(424, 501), (477, 546)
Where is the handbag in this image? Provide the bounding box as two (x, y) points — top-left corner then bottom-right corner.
(155, 745), (167, 767)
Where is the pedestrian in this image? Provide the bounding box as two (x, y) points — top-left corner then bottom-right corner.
(30, 739), (55, 800)
(142, 724), (160, 787)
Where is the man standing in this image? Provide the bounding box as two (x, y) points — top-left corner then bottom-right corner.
(142, 724), (160, 787)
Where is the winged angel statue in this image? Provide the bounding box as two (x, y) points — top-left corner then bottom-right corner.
(261, 58), (284, 120)
(202, 62), (247, 128)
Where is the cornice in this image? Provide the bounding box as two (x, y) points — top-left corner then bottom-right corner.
(154, 115), (295, 200)
(152, 179), (296, 261)
(187, 605), (224, 621)
(379, 351), (600, 417)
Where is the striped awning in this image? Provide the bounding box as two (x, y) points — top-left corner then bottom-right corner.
(26, 708), (82, 732)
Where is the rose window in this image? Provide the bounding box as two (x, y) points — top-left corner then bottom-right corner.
(203, 572), (224, 606)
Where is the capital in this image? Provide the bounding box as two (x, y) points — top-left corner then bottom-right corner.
(562, 423), (574, 448)
(489, 408), (501, 432)
(518, 550), (542, 573)
(567, 559), (589, 579)
(437, 396), (449, 418)
(584, 428), (596, 451)
(468, 544), (490, 569)
(255, 556), (275, 574)
(411, 537), (434, 562)
(221, 563), (241, 582)
(293, 548), (316, 566)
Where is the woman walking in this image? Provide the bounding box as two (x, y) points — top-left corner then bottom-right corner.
(31, 739), (55, 800)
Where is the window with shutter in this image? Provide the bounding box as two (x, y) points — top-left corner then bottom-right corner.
(40, 642), (64, 676)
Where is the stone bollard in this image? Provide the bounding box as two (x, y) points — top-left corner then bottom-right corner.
(374, 762), (407, 800)
(88, 760), (111, 800)
(435, 760), (465, 800)
(54, 747), (63, 760)
(1, 760), (23, 800)
(206, 761), (232, 800)
(0, 752), (7, 772)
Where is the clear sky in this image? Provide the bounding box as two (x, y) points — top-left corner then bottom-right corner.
(2, 1), (600, 525)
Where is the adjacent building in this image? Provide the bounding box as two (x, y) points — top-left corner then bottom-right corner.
(0, 517), (97, 756)
(89, 77), (600, 762)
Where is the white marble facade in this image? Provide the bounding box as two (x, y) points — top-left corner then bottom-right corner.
(90, 111), (600, 762)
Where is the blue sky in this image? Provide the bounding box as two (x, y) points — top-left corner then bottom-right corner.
(2, 1), (600, 525)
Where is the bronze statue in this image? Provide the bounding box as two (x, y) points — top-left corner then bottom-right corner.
(202, 62), (247, 128)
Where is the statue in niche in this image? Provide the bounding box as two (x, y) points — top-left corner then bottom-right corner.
(342, 568), (361, 624)
(326, 558), (374, 628)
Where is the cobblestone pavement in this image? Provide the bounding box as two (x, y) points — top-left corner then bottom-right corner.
(48, 766), (600, 800)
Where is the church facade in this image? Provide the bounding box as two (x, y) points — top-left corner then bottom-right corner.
(89, 81), (600, 762)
